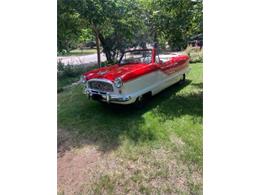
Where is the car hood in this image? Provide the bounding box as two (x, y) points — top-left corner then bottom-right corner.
(83, 63), (158, 82)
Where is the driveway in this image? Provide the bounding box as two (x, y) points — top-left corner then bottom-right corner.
(57, 53), (106, 66)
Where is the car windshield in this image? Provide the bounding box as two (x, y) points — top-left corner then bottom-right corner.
(119, 50), (153, 65)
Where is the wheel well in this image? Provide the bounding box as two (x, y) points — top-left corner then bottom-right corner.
(134, 91), (152, 107)
(142, 91), (152, 99)
(135, 91), (152, 103)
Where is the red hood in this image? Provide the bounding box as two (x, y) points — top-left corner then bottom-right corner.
(83, 63), (159, 82)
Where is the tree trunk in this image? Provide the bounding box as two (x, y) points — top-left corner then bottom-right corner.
(98, 33), (113, 63)
(95, 31), (101, 68)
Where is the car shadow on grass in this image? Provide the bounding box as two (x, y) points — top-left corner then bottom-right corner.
(58, 79), (202, 155)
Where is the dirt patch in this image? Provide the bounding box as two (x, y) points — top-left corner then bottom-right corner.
(58, 146), (102, 194)
(58, 129), (105, 194)
(58, 128), (74, 157)
(57, 129), (202, 194)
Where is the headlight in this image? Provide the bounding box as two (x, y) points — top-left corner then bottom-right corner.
(114, 77), (123, 88)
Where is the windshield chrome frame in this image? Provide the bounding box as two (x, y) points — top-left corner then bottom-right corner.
(118, 49), (153, 65)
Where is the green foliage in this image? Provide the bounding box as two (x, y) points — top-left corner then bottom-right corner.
(141, 0), (203, 50)
(189, 50), (203, 63)
(58, 0), (203, 57)
(185, 45), (203, 63)
(163, 0), (201, 50)
(69, 0), (152, 62)
(57, 0), (92, 53)
(57, 61), (97, 90)
(99, 0), (152, 61)
(57, 61), (81, 91)
(79, 28), (94, 43)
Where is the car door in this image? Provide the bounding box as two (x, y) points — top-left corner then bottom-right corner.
(159, 58), (176, 75)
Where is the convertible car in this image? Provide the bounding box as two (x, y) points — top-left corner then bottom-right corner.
(81, 47), (190, 105)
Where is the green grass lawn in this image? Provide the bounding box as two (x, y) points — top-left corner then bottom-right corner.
(57, 76), (79, 90)
(58, 48), (97, 56)
(58, 62), (203, 194)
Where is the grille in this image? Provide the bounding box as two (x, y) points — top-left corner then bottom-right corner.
(88, 81), (114, 92)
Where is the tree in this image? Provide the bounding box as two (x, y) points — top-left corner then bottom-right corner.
(140, 0), (203, 51)
(69, 0), (152, 63)
(97, 0), (152, 62)
(57, 0), (85, 53)
(69, 0), (115, 66)
(58, 0), (202, 59)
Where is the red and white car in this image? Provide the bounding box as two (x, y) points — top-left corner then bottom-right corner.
(81, 48), (190, 105)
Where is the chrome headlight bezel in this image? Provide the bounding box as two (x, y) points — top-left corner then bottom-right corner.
(114, 77), (123, 88)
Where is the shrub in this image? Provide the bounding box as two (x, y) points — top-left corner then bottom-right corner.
(184, 45), (203, 63)
(57, 62), (90, 80)
(57, 60), (65, 71)
(57, 60), (99, 91)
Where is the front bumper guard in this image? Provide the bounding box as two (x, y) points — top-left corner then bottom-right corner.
(84, 88), (131, 103)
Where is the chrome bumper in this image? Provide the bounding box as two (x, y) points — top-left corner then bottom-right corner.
(83, 88), (132, 103)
